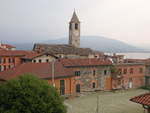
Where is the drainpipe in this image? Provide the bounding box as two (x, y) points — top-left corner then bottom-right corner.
(52, 60), (55, 87)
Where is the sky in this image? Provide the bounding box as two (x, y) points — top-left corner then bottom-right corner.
(0, 0), (150, 45)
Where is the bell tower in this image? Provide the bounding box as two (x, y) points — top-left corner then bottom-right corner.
(69, 11), (80, 48)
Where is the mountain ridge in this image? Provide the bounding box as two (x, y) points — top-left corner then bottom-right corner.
(13, 36), (146, 53)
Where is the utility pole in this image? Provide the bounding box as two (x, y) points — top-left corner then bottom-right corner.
(52, 60), (55, 87)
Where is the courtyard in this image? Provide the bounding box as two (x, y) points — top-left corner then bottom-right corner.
(65, 89), (148, 113)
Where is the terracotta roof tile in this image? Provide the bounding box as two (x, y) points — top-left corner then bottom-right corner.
(130, 93), (150, 106)
(0, 50), (38, 57)
(0, 44), (16, 49)
(22, 52), (58, 60)
(60, 58), (112, 67)
(0, 58), (112, 81)
(33, 44), (94, 56)
(0, 62), (73, 81)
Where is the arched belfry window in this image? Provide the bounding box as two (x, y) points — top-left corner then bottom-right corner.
(75, 23), (78, 30)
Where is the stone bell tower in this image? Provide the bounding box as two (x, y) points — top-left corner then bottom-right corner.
(69, 11), (80, 48)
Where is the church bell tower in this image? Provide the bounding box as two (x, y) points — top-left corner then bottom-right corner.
(69, 11), (80, 48)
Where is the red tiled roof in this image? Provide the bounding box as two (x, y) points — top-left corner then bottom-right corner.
(22, 52), (58, 59)
(0, 50), (38, 57)
(60, 58), (112, 67)
(0, 58), (112, 81)
(0, 50), (57, 59)
(0, 62), (73, 81)
(1, 44), (16, 49)
(130, 93), (150, 106)
(124, 59), (148, 63)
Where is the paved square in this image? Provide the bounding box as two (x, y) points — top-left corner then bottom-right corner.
(65, 89), (148, 113)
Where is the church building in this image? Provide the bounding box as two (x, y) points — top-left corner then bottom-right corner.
(33, 11), (103, 59)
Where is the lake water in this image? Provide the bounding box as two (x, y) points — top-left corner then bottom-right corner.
(105, 52), (150, 59)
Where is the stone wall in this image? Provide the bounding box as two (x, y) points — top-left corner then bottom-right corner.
(73, 65), (112, 92)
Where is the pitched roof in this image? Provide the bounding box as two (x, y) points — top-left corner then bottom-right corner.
(60, 58), (112, 67)
(0, 44), (16, 49)
(0, 58), (112, 81)
(70, 11), (80, 23)
(0, 62), (73, 81)
(22, 52), (58, 60)
(130, 93), (150, 106)
(0, 50), (38, 57)
(33, 44), (94, 56)
(124, 59), (147, 63)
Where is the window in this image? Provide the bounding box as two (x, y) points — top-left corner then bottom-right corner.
(60, 80), (65, 95)
(118, 80), (121, 85)
(129, 78), (133, 82)
(3, 58), (6, 63)
(75, 23), (78, 30)
(104, 70), (107, 75)
(130, 68), (134, 74)
(33, 60), (36, 63)
(46, 59), (49, 63)
(39, 59), (42, 63)
(12, 58), (15, 63)
(123, 68), (127, 74)
(75, 71), (80, 76)
(92, 82), (96, 88)
(139, 68), (143, 73)
(4, 65), (6, 71)
(93, 70), (96, 76)
(8, 58), (11, 63)
(118, 68), (122, 75)
(8, 65), (11, 69)
(76, 84), (80, 93)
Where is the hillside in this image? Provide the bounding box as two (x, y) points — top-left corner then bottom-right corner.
(14, 36), (145, 52)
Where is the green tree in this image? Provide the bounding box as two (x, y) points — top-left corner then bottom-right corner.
(0, 74), (66, 113)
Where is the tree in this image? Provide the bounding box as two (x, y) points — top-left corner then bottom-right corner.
(0, 74), (67, 113)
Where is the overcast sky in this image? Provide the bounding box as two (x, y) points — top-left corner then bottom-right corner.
(0, 0), (150, 45)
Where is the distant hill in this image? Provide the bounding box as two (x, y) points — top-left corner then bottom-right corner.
(14, 36), (145, 52)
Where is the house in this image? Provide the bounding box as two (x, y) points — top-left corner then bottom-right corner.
(0, 62), (75, 96)
(60, 58), (112, 92)
(0, 58), (112, 95)
(0, 43), (16, 50)
(107, 53), (124, 64)
(21, 52), (58, 63)
(130, 93), (150, 113)
(112, 63), (145, 89)
(0, 50), (38, 72)
(144, 59), (150, 87)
